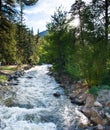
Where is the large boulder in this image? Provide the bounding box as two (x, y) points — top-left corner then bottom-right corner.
(70, 85), (88, 105)
(81, 107), (91, 118)
(73, 86), (88, 97)
(104, 106), (110, 122)
(94, 101), (103, 107)
(71, 97), (85, 105)
(85, 94), (96, 108)
(91, 108), (107, 125)
(105, 101), (110, 107)
(75, 108), (90, 127)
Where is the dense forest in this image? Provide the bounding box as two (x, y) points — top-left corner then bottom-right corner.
(0, 0), (39, 65)
(0, 0), (110, 88)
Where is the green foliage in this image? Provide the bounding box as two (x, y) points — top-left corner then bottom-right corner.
(0, 66), (15, 71)
(102, 71), (110, 86)
(42, 1), (110, 88)
(0, 75), (7, 83)
(65, 55), (81, 80)
(89, 86), (100, 95)
(0, 18), (39, 65)
(0, 18), (17, 64)
(42, 7), (76, 75)
(0, 0), (39, 65)
(89, 85), (110, 96)
(73, 43), (108, 86)
(44, 7), (69, 73)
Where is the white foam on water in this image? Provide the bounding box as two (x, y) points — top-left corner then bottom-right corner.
(0, 64), (87, 130)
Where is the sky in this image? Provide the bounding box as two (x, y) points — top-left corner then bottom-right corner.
(23, 0), (92, 34)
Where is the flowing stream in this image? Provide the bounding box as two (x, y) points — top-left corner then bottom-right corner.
(0, 64), (88, 130)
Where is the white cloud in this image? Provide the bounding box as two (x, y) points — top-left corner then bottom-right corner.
(24, 0), (92, 34)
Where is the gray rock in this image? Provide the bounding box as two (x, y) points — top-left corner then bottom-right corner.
(81, 107), (91, 117)
(105, 112), (110, 122)
(85, 94), (96, 108)
(91, 108), (107, 125)
(94, 101), (103, 107)
(105, 101), (110, 107)
(71, 97), (85, 105)
(53, 92), (60, 97)
(97, 124), (103, 130)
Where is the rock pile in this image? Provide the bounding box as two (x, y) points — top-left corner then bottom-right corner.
(68, 83), (110, 129)
(8, 70), (25, 81)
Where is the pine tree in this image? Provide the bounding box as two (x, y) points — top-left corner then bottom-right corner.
(0, 0), (17, 64)
(70, 0), (86, 45)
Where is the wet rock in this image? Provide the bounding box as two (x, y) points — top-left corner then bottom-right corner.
(73, 86), (88, 101)
(97, 124), (103, 130)
(91, 109), (107, 125)
(69, 94), (75, 100)
(53, 92), (60, 97)
(104, 107), (110, 113)
(81, 107), (91, 118)
(78, 93), (88, 105)
(0, 82), (8, 86)
(23, 65), (32, 70)
(75, 81), (83, 89)
(26, 76), (33, 79)
(105, 112), (110, 122)
(4, 97), (14, 107)
(14, 103), (34, 109)
(91, 116), (107, 126)
(94, 101), (103, 107)
(8, 70), (25, 81)
(71, 97), (85, 105)
(105, 101), (110, 107)
(8, 82), (18, 86)
(75, 109), (90, 127)
(85, 94), (96, 108)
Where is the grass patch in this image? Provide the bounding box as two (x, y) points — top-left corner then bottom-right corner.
(0, 65), (18, 74)
(0, 66), (17, 71)
(0, 75), (7, 83)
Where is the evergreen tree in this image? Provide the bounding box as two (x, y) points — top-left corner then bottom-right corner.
(0, 0), (17, 64)
(46, 7), (69, 74)
(70, 0), (86, 45)
(67, 0), (110, 86)
(42, 7), (76, 75)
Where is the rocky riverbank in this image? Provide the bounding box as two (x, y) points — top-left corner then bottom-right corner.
(52, 73), (110, 129)
(0, 65), (32, 85)
(0, 65), (32, 106)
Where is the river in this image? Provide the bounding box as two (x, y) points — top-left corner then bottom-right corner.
(0, 64), (88, 130)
